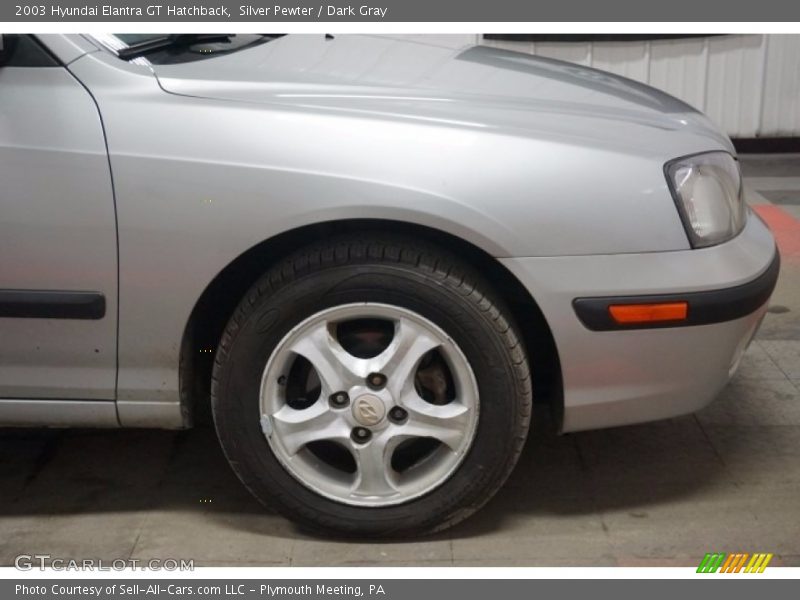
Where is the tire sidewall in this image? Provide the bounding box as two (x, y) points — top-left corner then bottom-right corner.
(214, 262), (525, 534)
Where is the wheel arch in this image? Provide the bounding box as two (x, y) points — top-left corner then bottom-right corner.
(180, 219), (563, 428)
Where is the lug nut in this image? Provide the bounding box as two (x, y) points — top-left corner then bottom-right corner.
(367, 372), (387, 390)
(351, 427), (372, 443)
(389, 406), (408, 423)
(329, 391), (349, 408)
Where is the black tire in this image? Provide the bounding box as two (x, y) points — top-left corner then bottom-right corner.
(211, 235), (532, 537)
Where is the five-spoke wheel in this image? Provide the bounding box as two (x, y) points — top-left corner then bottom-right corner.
(260, 304), (479, 506)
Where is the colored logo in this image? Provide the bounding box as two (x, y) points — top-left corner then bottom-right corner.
(697, 552), (773, 573)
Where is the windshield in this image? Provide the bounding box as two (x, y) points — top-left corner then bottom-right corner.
(110, 34), (277, 64)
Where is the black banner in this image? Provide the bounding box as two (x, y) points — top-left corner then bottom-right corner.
(5, 579), (799, 600)
(2, 0), (800, 22)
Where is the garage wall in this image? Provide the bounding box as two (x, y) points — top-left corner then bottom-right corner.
(399, 34), (800, 138)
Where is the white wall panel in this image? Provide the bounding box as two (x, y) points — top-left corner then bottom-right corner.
(760, 35), (800, 136)
(400, 34), (800, 138)
(648, 38), (708, 112)
(705, 35), (765, 137)
(590, 42), (649, 82)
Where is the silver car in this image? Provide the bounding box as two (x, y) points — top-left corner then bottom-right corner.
(0, 33), (779, 536)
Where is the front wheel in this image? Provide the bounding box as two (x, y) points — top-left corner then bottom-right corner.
(211, 236), (532, 537)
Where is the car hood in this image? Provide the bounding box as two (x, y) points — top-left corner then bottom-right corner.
(152, 35), (733, 156)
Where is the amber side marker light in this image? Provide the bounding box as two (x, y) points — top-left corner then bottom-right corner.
(608, 302), (689, 325)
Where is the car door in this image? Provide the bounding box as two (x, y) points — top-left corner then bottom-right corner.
(0, 35), (117, 400)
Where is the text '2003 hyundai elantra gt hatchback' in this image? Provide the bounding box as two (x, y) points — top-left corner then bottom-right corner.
(0, 34), (779, 536)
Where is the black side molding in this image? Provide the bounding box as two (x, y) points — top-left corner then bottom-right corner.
(0, 290), (106, 320)
(573, 249), (780, 331)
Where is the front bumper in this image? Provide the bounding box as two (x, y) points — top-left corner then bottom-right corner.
(500, 211), (779, 433)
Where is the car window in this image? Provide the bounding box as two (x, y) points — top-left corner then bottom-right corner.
(1, 35), (60, 67)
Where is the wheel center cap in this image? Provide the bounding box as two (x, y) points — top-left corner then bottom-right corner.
(352, 394), (386, 426)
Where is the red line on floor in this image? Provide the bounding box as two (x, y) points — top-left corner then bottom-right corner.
(752, 204), (800, 258)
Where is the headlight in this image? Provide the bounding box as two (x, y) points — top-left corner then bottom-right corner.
(665, 151), (746, 248)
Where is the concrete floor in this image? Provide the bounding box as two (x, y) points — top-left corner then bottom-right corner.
(1, 154), (800, 568)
